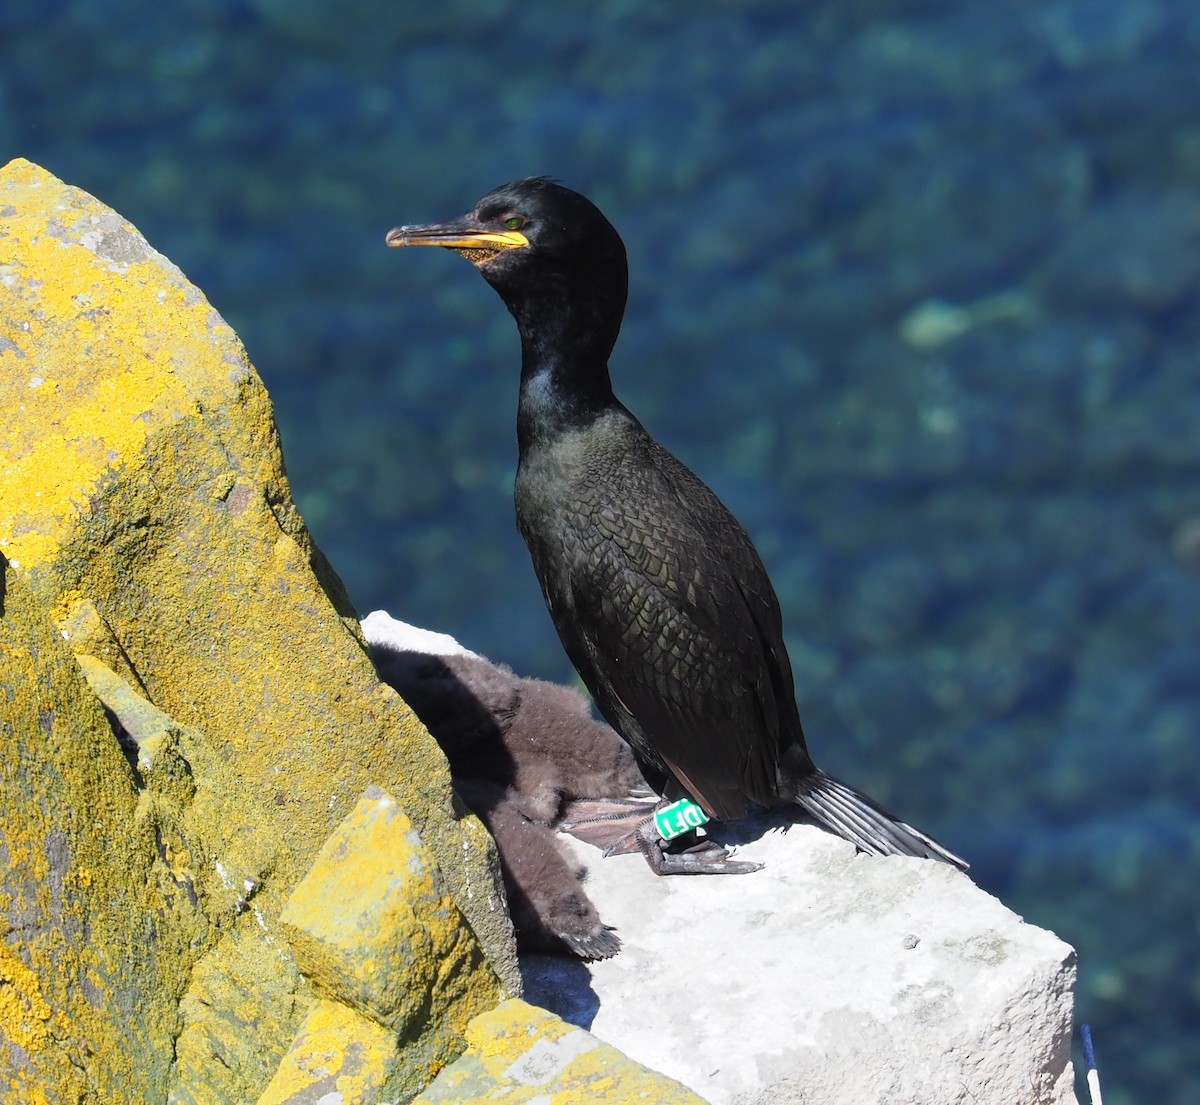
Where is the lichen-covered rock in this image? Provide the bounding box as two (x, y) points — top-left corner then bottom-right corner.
(280, 787), (492, 1097)
(0, 157), (512, 1103)
(0, 562), (196, 1103)
(256, 999), (399, 1105)
(410, 999), (711, 1104)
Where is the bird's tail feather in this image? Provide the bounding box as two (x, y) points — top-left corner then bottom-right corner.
(791, 769), (968, 870)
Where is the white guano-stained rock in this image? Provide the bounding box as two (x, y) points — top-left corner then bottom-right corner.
(523, 815), (1078, 1105)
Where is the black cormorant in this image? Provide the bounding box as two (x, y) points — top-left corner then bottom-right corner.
(386, 177), (967, 875)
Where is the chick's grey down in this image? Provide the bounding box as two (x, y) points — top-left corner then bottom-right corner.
(386, 176), (967, 874)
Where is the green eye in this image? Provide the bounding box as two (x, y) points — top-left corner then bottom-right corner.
(504, 216), (525, 230)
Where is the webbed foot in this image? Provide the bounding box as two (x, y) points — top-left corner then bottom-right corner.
(560, 924), (622, 960)
(636, 817), (764, 876)
(558, 795), (658, 855)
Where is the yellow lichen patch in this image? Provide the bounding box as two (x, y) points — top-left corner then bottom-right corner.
(0, 157), (249, 574)
(173, 922), (309, 1105)
(256, 998), (398, 1105)
(0, 941), (52, 1053)
(280, 787), (496, 1038)
(279, 789), (501, 1103)
(1, 563), (177, 1101)
(412, 1000), (710, 1105)
(48, 586), (90, 630)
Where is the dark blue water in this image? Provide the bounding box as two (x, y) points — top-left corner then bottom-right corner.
(6, 3), (1199, 1101)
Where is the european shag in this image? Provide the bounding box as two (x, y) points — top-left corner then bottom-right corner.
(386, 177), (967, 875)
(365, 613), (649, 959)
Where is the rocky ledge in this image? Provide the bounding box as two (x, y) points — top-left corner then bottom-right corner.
(0, 157), (1076, 1104)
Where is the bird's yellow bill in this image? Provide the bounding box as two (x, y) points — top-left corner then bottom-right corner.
(385, 225), (529, 250)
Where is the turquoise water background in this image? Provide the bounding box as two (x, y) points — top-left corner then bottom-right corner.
(6, 3), (1200, 1101)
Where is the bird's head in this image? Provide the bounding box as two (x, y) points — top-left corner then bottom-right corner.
(386, 177), (628, 358)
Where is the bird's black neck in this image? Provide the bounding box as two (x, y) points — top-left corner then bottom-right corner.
(516, 359), (617, 453)
(498, 270), (627, 454)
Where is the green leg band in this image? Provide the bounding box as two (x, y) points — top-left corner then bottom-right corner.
(654, 798), (710, 841)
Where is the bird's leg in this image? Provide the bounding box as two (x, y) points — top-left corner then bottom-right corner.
(561, 795), (763, 874)
(635, 803), (763, 876)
